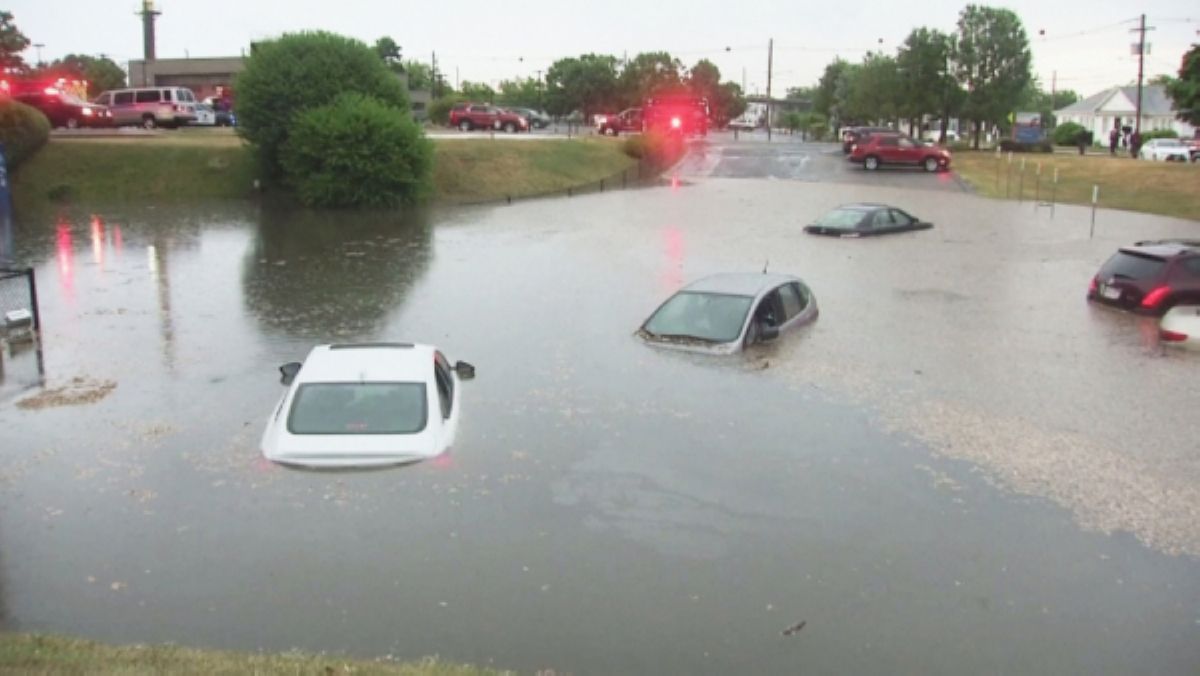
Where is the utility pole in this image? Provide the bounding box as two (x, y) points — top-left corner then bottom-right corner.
(766, 38), (773, 141)
(431, 51), (438, 98)
(33, 43), (44, 67)
(536, 69), (543, 111)
(1130, 14), (1155, 137)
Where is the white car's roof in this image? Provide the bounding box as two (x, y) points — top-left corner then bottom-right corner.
(296, 343), (435, 383)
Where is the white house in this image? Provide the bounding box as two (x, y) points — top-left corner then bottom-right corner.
(1055, 84), (1196, 141)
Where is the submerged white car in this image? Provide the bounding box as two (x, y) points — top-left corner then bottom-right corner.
(260, 343), (475, 468)
(1160, 305), (1200, 349)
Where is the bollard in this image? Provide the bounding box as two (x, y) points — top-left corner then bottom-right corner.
(600, 179), (605, 193)
(1017, 157), (1026, 203)
(1050, 167), (1059, 219)
(568, 186), (573, 197)
(995, 147), (1001, 192)
(1090, 185), (1099, 238)
(622, 170), (627, 189)
(1034, 162), (1042, 209)
(1005, 152), (1013, 198)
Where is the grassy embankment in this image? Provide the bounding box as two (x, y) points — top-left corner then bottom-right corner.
(953, 150), (1200, 221)
(0, 633), (508, 675)
(10, 129), (637, 211)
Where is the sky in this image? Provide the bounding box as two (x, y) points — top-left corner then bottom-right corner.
(9, 0), (1199, 97)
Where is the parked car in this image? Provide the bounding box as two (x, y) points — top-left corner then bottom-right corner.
(507, 107), (551, 128)
(92, 86), (199, 129)
(260, 342), (476, 469)
(637, 273), (818, 355)
(921, 128), (959, 143)
(598, 107), (643, 136)
(1160, 305), (1200, 349)
(1139, 138), (1190, 162)
(1087, 240), (1200, 316)
(12, 89), (113, 129)
(841, 126), (894, 153)
(200, 97), (236, 126)
(191, 102), (217, 126)
(447, 103), (528, 132)
(849, 132), (952, 172)
(804, 203), (933, 237)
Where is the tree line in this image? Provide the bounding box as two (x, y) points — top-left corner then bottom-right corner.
(428, 52), (748, 127)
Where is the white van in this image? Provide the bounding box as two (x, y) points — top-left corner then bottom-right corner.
(92, 86), (198, 129)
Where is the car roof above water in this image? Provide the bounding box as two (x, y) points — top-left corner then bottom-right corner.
(682, 273), (800, 298)
(297, 343), (435, 384)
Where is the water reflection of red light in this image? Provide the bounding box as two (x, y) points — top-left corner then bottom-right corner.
(430, 450), (454, 470)
(671, 175), (680, 190)
(56, 221), (74, 295)
(90, 216), (105, 267)
(113, 225), (123, 251)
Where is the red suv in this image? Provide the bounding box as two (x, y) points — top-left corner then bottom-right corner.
(448, 103), (528, 133)
(1088, 240), (1200, 315)
(849, 133), (951, 172)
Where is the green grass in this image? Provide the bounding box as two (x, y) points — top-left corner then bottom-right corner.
(432, 137), (637, 203)
(10, 132), (639, 211)
(953, 150), (1200, 221)
(0, 633), (510, 675)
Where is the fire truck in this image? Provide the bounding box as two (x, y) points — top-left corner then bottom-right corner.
(642, 95), (709, 137)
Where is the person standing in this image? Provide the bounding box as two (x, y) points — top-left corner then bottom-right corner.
(1109, 127), (1119, 156)
(1130, 131), (1143, 159)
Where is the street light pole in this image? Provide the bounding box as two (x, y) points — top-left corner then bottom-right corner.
(33, 43), (44, 67)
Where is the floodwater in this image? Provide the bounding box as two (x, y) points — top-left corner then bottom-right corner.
(1, 158), (1199, 674)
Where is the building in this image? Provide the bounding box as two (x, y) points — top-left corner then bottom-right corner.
(1054, 84), (1196, 141)
(128, 57), (244, 102)
(128, 56), (431, 120)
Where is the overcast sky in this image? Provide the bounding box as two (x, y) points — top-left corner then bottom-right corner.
(10, 0), (1198, 97)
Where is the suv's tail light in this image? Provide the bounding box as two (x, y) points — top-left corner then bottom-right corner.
(1160, 329), (1188, 342)
(1088, 276), (1098, 293)
(1141, 286), (1171, 309)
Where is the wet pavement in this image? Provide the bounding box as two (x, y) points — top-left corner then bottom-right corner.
(1, 141), (1199, 674)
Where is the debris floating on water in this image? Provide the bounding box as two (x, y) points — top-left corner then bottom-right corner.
(781, 620), (807, 636)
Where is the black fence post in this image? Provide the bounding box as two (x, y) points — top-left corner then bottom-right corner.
(600, 179), (605, 193)
(26, 267), (40, 333)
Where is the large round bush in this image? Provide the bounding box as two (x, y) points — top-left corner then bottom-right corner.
(0, 99), (51, 168)
(234, 31), (409, 177)
(281, 93), (432, 208)
(1052, 122), (1086, 146)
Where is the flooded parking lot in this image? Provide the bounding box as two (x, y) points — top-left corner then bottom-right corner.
(1, 159), (1199, 673)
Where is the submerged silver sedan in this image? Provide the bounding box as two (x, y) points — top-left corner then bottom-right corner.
(637, 273), (819, 354)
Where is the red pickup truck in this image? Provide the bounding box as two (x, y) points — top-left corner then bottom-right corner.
(448, 103), (529, 133)
(597, 108), (643, 136)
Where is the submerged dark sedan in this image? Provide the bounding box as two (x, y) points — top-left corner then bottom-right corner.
(804, 203), (933, 237)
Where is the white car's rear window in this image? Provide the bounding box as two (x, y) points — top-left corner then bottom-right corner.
(287, 382), (427, 435)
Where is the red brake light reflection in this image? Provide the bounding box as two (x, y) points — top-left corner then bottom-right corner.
(1160, 329), (1187, 342)
(670, 116), (681, 129)
(1141, 286), (1170, 308)
(1088, 276), (1097, 293)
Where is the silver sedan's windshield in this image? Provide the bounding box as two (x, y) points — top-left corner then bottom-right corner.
(643, 291), (754, 343)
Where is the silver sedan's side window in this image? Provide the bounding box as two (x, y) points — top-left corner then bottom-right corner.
(890, 210), (914, 225)
(778, 283), (805, 320)
(872, 210), (894, 228)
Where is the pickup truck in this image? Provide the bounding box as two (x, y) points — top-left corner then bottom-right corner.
(448, 103), (529, 133)
(597, 108), (643, 136)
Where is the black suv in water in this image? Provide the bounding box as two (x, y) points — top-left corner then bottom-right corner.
(1087, 240), (1200, 315)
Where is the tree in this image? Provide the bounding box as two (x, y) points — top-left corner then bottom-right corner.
(496, 77), (542, 109)
(545, 54), (619, 118)
(618, 52), (684, 106)
(952, 4), (1033, 148)
(459, 80), (495, 103)
(1165, 44), (1199, 127)
(786, 85), (816, 102)
(811, 58), (849, 118)
(1016, 80), (1079, 128)
(844, 53), (900, 124)
(0, 11), (30, 72)
(234, 31), (409, 179)
(686, 59), (745, 127)
(896, 28), (954, 137)
(374, 37), (402, 69)
(40, 54), (126, 94)
(404, 60), (432, 90)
